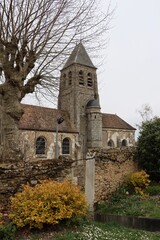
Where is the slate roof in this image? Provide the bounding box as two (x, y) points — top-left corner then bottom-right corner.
(19, 104), (78, 133)
(86, 99), (100, 108)
(19, 104), (135, 132)
(102, 113), (136, 130)
(63, 42), (96, 69)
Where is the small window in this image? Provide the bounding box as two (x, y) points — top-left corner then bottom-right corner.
(36, 137), (46, 155)
(107, 139), (114, 148)
(68, 71), (72, 85)
(121, 139), (127, 147)
(87, 73), (93, 87)
(62, 138), (70, 154)
(79, 70), (84, 85)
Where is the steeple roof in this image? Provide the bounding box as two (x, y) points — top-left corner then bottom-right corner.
(63, 42), (96, 69)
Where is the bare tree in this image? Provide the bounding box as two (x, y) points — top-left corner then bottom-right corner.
(136, 104), (153, 130)
(0, 0), (112, 161)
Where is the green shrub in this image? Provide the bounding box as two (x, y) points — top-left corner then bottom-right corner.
(9, 180), (87, 229)
(146, 185), (160, 196)
(137, 117), (160, 181)
(126, 170), (150, 195)
(0, 223), (16, 240)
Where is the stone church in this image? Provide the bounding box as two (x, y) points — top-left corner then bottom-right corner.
(19, 43), (135, 161)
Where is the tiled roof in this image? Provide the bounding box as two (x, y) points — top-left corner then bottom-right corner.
(63, 42), (96, 69)
(19, 104), (135, 132)
(19, 104), (78, 133)
(102, 113), (136, 130)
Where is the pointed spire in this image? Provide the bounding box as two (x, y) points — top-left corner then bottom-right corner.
(63, 42), (96, 69)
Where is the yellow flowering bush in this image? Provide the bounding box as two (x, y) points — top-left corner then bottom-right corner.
(9, 180), (87, 229)
(126, 170), (150, 195)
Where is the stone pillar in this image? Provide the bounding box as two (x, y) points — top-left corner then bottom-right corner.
(85, 153), (95, 218)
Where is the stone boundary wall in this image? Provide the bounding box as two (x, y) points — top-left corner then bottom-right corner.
(94, 147), (138, 203)
(0, 158), (73, 206)
(0, 147), (137, 209)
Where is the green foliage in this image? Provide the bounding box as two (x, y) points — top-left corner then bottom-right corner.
(137, 117), (160, 181)
(97, 194), (141, 217)
(9, 180), (87, 229)
(54, 232), (77, 240)
(126, 170), (150, 195)
(146, 184), (160, 196)
(0, 223), (16, 240)
(96, 193), (160, 218)
(96, 181), (160, 219)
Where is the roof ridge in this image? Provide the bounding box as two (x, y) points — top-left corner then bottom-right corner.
(21, 103), (57, 111)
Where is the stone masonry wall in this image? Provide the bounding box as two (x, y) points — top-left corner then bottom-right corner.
(0, 158), (73, 207)
(94, 147), (138, 203)
(0, 148), (137, 209)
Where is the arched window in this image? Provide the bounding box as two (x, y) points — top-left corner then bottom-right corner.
(107, 139), (114, 148)
(68, 71), (72, 85)
(87, 73), (93, 87)
(79, 70), (84, 85)
(36, 137), (46, 155)
(121, 139), (127, 147)
(62, 138), (70, 154)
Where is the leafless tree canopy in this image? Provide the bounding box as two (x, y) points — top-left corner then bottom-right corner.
(0, 0), (113, 162)
(0, 0), (112, 101)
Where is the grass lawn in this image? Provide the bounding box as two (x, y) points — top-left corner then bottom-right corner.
(15, 222), (160, 240)
(96, 191), (160, 218)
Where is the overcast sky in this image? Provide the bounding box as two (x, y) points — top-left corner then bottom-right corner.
(99, 0), (160, 135)
(23, 1), (160, 138)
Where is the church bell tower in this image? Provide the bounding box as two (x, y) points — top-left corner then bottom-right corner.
(58, 43), (102, 157)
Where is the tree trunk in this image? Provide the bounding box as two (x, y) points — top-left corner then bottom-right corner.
(0, 83), (24, 163)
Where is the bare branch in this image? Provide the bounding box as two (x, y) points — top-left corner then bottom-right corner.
(0, 0), (113, 101)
